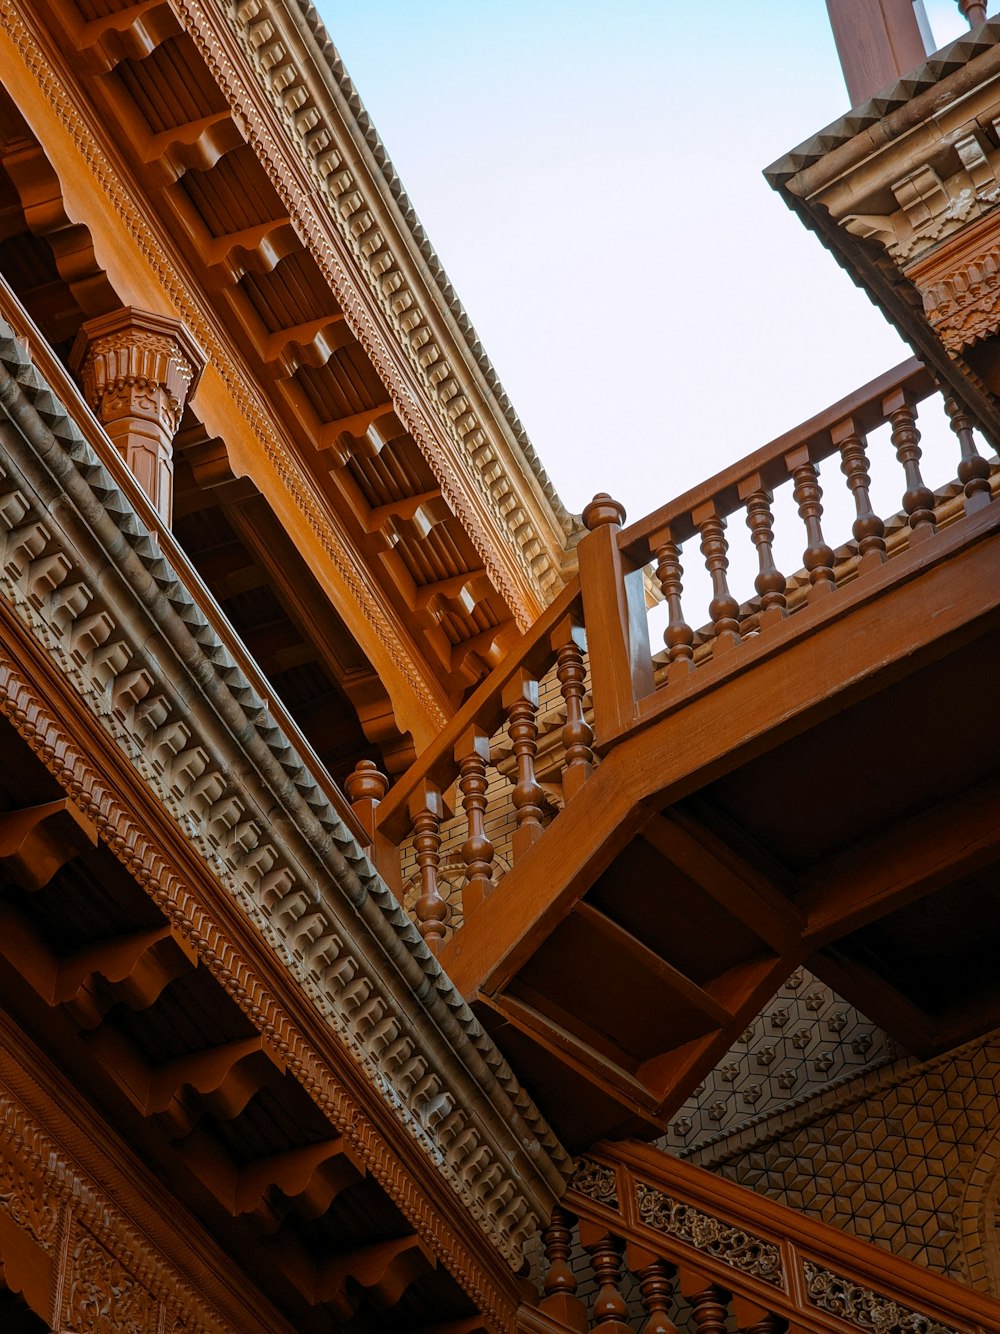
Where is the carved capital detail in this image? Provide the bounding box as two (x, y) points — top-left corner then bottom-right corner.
(70, 309), (204, 523)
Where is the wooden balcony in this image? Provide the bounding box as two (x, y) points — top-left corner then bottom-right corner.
(519, 1136), (1000, 1331)
(364, 359), (1000, 1149)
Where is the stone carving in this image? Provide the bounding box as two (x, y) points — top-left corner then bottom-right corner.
(67, 1227), (157, 1334)
(803, 1259), (957, 1334)
(567, 1158), (618, 1208)
(0, 314), (570, 1308)
(636, 1182), (783, 1287)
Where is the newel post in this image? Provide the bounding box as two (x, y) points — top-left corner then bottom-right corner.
(344, 760), (402, 896)
(577, 493), (653, 745)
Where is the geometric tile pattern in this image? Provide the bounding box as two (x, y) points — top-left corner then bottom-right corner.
(659, 967), (898, 1155)
(695, 1033), (1000, 1295)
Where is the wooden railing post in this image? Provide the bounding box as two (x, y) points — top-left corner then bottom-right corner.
(577, 494), (653, 744)
(946, 395), (992, 514)
(738, 474), (787, 627)
(551, 615), (594, 803)
(408, 779), (447, 954)
(883, 386), (935, 542)
(539, 1206), (587, 1331)
(626, 1244), (678, 1334)
(834, 415), (887, 572)
(344, 760), (401, 895)
(650, 527), (695, 679)
(785, 445), (836, 599)
(502, 668), (544, 860)
(692, 500), (742, 651)
(455, 725), (493, 917)
(580, 1221), (630, 1331)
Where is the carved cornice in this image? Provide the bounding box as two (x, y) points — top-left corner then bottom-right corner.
(1, 0), (452, 732)
(0, 317), (571, 1316)
(766, 18), (1000, 450)
(191, 0), (571, 613)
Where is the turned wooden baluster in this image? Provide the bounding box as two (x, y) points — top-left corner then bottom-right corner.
(946, 396), (992, 514)
(692, 500), (741, 652)
(503, 668), (544, 860)
(552, 617), (594, 803)
(833, 416), (887, 572)
(651, 527), (695, 677)
(344, 759), (402, 894)
(686, 1279), (731, 1333)
(883, 387), (935, 541)
(785, 444), (836, 597)
(739, 474), (787, 626)
(580, 1224), (630, 1330)
(455, 725), (493, 918)
(627, 1245), (678, 1334)
(407, 779), (447, 953)
(540, 1206), (587, 1331)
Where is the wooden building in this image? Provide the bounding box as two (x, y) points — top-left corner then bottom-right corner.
(0, 0), (999, 1329)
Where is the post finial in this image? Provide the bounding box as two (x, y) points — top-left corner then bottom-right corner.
(582, 493), (626, 531)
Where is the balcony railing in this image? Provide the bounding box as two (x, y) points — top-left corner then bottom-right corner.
(355, 358), (1000, 955)
(517, 1138), (1000, 1331)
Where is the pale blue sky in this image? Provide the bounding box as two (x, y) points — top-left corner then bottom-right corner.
(319, 2), (972, 603)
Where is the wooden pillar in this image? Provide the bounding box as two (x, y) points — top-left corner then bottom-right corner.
(71, 307), (204, 524)
(825, 0), (928, 106)
(577, 493), (652, 744)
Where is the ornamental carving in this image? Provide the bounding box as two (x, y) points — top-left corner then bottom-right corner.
(567, 1158), (618, 1208)
(0, 313), (569, 1299)
(802, 1259), (958, 1334)
(0, 1138), (58, 1247)
(636, 1182), (783, 1287)
(70, 308), (204, 523)
(66, 1228), (157, 1334)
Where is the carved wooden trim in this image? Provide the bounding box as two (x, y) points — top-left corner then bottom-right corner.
(802, 1259), (958, 1334)
(0, 0), (451, 729)
(0, 319), (575, 1328)
(635, 1181), (784, 1288)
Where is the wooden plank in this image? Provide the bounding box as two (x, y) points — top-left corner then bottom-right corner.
(801, 774), (1000, 945)
(639, 810), (801, 952)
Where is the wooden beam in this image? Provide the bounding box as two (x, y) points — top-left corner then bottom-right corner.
(801, 774), (1000, 946)
(0, 798), (97, 892)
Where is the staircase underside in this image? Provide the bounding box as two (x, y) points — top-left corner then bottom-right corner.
(443, 505), (1000, 1148)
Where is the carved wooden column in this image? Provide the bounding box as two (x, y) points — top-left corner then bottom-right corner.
(71, 307), (204, 524)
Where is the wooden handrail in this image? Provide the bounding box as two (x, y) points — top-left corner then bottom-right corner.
(532, 1138), (1000, 1332)
(0, 279), (369, 847)
(375, 575), (583, 843)
(618, 357), (934, 564)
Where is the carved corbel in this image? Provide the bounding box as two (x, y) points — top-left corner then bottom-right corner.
(70, 308), (205, 523)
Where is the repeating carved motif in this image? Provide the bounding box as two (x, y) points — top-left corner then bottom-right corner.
(567, 1158), (618, 1208)
(66, 1227), (157, 1334)
(0, 1101), (59, 1248)
(0, 0), (452, 728)
(802, 1259), (958, 1334)
(213, 0), (569, 611)
(636, 1182), (784, 1287)
(0, 318), (568, 1325)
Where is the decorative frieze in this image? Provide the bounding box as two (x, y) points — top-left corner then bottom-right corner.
(567, 1158), (618, 1209)
(803, 1259), (958, 1334)
(635, 1181), (784, 1288)
(0, 312), (571, 1299)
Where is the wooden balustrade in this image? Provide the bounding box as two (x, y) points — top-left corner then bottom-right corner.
(368, 356), (998, 952)
(521, 1140), (1000, 1332)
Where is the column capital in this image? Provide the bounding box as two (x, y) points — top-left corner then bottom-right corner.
(70, 308), (204, 522)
